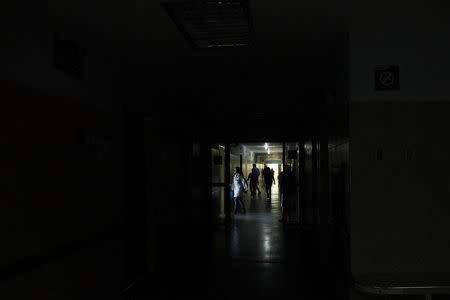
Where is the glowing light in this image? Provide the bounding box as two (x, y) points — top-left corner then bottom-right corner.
(264, 240), (270, 251)
(264, 143), (268, 150)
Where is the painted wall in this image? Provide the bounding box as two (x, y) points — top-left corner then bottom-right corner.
(328, 140), (350, 230)
(144, 121), (211, 280)
(350, 102), (450, 274)
(0, 1), (125, 111)
(349, 1), (450, 103)
(349, 2), (450, 280)
(0, 81), (124, 297)
(1, 80), (123, 264)
(0, 2), (129, 296)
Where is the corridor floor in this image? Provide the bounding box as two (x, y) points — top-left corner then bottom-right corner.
(132, 187), (342, 299)
(204, 189), (325, 299)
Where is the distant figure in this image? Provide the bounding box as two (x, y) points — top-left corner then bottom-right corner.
(278, 167), (286, 223)
(262, 165), (275, 200)
(278, 165), (293, 222)
(252, 164), (262, 195)
(232, 167), (248, 215)
(248, 164), (261, 197)
(247, 172), (254, 196)
(278, 169), (284, 199)
(270, 168), (276, 196)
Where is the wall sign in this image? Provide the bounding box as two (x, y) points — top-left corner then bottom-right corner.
(375, 65), (399, 91)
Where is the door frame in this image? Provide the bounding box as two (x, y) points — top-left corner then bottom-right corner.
(209, 139), (308, 227)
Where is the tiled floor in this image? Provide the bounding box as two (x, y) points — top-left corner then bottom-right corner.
(203, 189), (322, 299)
(133, 187), (344, 299)
(228, 190), (297, 263)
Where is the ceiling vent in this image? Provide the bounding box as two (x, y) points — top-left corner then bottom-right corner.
(162, 0), (253, 50)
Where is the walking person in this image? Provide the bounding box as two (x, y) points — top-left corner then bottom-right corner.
(278, 168), (285, 221)
(251, 164), (262, 196)
(248, 164), (260, 198)
(262, 165), (275, 200)
(232, 167), (248, 215)
(281, 165), (296, 223)
(247, 172), (256, 197)
(278, 165), (293, 222)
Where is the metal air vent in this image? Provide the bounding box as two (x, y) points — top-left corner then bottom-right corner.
(162, 0), (253, 49)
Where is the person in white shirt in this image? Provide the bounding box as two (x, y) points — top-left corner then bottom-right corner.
(232, 166), (248, 215)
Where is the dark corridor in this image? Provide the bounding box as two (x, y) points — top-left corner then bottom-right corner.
(122, 134), (351, 300)
(5, 2), (450, 299)
(127, 188), (347, 299)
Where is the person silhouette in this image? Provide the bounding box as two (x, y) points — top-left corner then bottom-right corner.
(232, 167), (248, 215)
(262, 165), (275, 200)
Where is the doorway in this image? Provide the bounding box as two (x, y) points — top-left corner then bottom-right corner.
(210, 141), (305, 229)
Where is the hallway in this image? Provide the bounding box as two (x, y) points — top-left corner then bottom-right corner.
(122, 138), (348, 299)
(203, 188), (335, 299)
(138, 185), (334, 299)
(129, 186), (336, 299)
(228, 187), (299, 263)
(4, 1), (450, 299)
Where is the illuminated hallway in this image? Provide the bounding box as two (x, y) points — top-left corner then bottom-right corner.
(226, 187), (292, 263)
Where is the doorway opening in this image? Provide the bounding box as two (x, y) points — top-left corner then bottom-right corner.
(210, 141), (304, 229)
(210, 140), (307, 263)
(231, 142), (282, 215)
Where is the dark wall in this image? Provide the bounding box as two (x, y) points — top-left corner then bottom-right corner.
(143, 118), (211, 287)
(125, 60), (344, 138)
(0, 80), (124, 299)
(350, 102), (450, 274)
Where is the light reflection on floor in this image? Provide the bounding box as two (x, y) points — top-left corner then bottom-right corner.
(229, 186), (285, 262)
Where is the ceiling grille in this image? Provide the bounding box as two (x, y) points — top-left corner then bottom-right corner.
(163, 0), (253, 49)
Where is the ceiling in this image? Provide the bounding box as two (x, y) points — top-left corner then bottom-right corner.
(242, 143), (283, 153)
(46, 0), (349, 89)
(161, 1), (253, 49)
